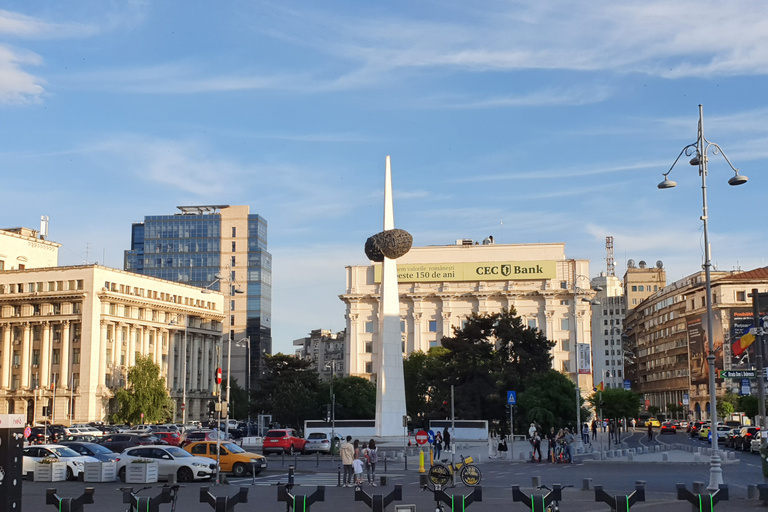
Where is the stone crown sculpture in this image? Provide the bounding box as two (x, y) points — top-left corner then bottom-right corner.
(365, 229), (413, 262)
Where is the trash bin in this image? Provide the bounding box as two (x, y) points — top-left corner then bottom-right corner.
(331, 437), (340, 456)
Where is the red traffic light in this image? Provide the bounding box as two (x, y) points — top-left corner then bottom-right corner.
(216, 367), (222, 384)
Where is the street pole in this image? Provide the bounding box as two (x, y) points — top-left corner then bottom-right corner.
(450, 384), (455, 486)
(752, 289), (766, 434)
(182, 316), (187, 426)
(509, 403), (514, 459)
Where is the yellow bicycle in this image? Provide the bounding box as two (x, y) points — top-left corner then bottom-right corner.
(427, 455), (482, 487)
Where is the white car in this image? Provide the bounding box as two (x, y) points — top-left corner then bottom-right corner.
(23, 444), (99, 480)
(116, 445), (217, 482)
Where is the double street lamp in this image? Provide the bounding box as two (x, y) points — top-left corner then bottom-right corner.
(572, 274), (600, 452)
(658, 104), (748, 490)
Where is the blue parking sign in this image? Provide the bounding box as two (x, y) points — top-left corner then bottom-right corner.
(427, 430), (435, 444)
(507, 391), (517, 404)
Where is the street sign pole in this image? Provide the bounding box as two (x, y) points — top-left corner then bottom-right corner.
(753, 289), (766, 437)
(507, 391), (517, 460)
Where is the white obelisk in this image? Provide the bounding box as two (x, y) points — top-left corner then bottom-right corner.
(375, 155), (408, 437)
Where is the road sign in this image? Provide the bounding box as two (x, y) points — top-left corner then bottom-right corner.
(427, 429), (435, 444)
(682, 393), (689, 405)
(181, 403), (186, 411)
(216, 367), (222, 384)
(415, 430), (428, 445)
(719, 370), (757, 379)
(23, 427), (30, 438)
(507, 391), (517, 405)
(623, 380), (631, 390)
(741, 378), (751, 396)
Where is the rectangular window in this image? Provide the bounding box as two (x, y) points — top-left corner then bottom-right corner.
(562, 340), (570, 352)
(603, 320), (608, 325)
(560, 300), (570, 306)
(52, 349), (60, 365)
(618, 370), (622, 377)
(632, 286), (637, 292)
(638, 285), (644, 292)
(633, 299), (637, 305)
(605, 350), (609, 355)
(428, 320), (437, 332)
(560, 281), (568, 289)
(560, 318), (569, 330)
(32, 350), (40, 365)
(73, 348), (80, 364)
(365, 361), (373, 374)
(365, 342), (373, 353)
(231, 227), (236, 237)
(120, 351), (126, 365)
(365, 321), (374, 334)
(737, 291), (746, 301)
(400, 321), (406, 333)
(72, 373), (80, 389)
(231, 241), (236, 252)
(527, 318), (537, 329)
(231, 256), (236, 267)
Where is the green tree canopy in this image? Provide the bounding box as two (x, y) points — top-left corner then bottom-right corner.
(111, 354), (173, 425)
(227, 378), (249, 420)
(586, 388), (642, 421)
(322, 376), (376, 420)
(252, 353), (322, 429)
(738, 395), (759, 419)
(518, 370), (586, 432)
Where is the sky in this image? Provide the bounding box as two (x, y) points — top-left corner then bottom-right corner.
(2, 1), (768, 356)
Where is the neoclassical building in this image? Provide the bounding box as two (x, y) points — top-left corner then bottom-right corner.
(340, 240), (595, 395)
(0, 259), (224, 424)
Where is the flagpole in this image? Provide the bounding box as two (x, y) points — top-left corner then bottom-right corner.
(69, 375), (74, 422)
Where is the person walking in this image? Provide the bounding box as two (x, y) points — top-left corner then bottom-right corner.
(340, 436), (355, 487)
(434, 431), (443, 460)
(647, 422), (653, 442)
(532, 430), (542, 462)
(528, 422), (537, 440)
(443, 427), (451, 453)
(563, 428), (574, 463)
(365, 439), (378, 486)
(582, 423), (590, 446)
(591, 419), (597, 440)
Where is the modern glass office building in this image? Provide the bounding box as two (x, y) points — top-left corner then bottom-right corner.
(125, 205), (272, 390)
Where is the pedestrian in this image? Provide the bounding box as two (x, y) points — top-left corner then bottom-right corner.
(434, 431), (443, 459)
(488, 432), (499, 459)
(352, 456), (365, 486)
(340, 435), (355, 487)
(546, 427), (557, 462)
(528, 422), (537, 440)
(631, 418), (637, 432)
(582, 423), (590, 446)
(563, 428), (574, 463)
(498, 437), (508, 459)
(591, 419), (597, 440)
(532, 430), (542, 462)
(647, 422), (653, 441)
(443, 427), (451, 452)
(609, 420), (616, 444)
(555, 428), (565, 462)
(353, 439), (360, 459)
(365, 439), (378, 485)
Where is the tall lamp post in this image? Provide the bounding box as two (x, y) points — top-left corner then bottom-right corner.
(658, 104), (748, 490)
(235, 337), (251, 437)
(169, 314), (188, 425)
(572, 274), (601, 452)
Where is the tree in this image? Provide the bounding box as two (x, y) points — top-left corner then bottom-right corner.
(112, 354), (173, 425)
(717, 392), (739, 418)
(518, 370), (586, 432)
(252, 353), (323, 429)
(647, 406), (660, 417)
(324, 376), (376, 420)
(587, 388), (642, 422)
(228, 379), (249, 420)
(738, 395), (759, 419)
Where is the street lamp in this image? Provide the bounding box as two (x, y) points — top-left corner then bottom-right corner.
(572, 274), (600, 452)
(658, 104), (748, 490)
(235, 337), (251, 437)
(168, 314), (188, 425)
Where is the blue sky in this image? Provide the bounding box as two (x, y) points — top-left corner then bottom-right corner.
(2, 1), (768, 355)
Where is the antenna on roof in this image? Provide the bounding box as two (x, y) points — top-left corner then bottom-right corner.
(40, 215), (49, 240)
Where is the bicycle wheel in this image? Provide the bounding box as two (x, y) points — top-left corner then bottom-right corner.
(459, 464), (482, 486)
(427, 464), (452, 486)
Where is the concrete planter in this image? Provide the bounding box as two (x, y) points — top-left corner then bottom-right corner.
(84, 461), (117, 482)
(34, 461), (67, 482)
(126, 462), (159, 484)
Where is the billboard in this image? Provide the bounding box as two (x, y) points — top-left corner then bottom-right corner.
(373, 260), (557, 283)
(578, 343), (591, 374)
(687, 310), (724, 385)
(729, 294), (768, 369)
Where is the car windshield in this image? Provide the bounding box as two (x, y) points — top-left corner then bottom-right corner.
(50, 447), (80, 458)
(223, 443), (245, 454)
(166, 447), (192, 458)
(88, 444), (115, 454)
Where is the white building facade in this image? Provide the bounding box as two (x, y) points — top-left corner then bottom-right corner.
(340, 241), (595, 395)
(590, 273), (626, 390)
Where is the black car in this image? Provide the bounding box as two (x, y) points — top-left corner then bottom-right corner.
(27, 427), (52, 444)
(60, 441), (118, 462)
(98, 433), (159, 453)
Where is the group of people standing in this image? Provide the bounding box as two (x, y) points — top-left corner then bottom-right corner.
(528, 423), (574, 463)
(339, 437), (379, 486)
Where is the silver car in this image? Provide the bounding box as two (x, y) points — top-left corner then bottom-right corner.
(303, 432), (339, 454)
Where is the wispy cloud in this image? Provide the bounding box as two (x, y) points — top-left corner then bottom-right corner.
(0, 44), (43, 104)
(0, 9), (99, 39)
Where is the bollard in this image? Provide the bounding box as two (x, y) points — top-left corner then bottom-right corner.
(384, 456), (388, 473)
(532, 476), (541, 487)
(512, 484), (562, 512)
(278, 484), (325, 512)
(677, 484), (728, 512)
(317, 451), (320, 468)
(337, 465), (342, 487)
(758, 483), (768, 502)
(404, 454), (408, 471)
(294, 453), (298, 468)
(692, 482), (705, 495)
(594, 483), (645, 512)
(748, 484), (758, 499)
(662, 452), (668, 462)
(121, 486), (174, 512)
(46, 488), (95, 512)
(199, 486), (249, 512)
(282, 452), (286, 467)
(354, 484), (403, 512)
(582, 478), (592, 491)
(429, 487), (482, 512)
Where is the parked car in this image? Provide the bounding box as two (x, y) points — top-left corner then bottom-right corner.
(724, 427), (744, 448)
(99, 433), (159, 453)
(154, 432), (181, 446)
(116, 445), (217, 482)
(263, 429), (307, 455)
(714, 425), (731, 444)
(689, 421), (706, 438)
(735, 427), (761, 451)
(660, 422), (677, 434)
(180, 430), (213, 448)
(59, 434), (102, 444)
(23, 444), (98, 480)
(304, 432), (340, 454)
(185, 441), (267, 476)
(60, 442), (119, 462)
(27, 426), (53, 444)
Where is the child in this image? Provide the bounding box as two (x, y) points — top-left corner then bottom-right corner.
(352, 456), (365, 486)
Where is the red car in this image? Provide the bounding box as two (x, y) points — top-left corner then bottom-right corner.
(154, 431), (181, 446)
(262, 429), (307, 455)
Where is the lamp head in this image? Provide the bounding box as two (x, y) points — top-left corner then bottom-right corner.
(689, 155), (700, 166)
(728, 172), (748, 186)
(657, 177), (677, 189)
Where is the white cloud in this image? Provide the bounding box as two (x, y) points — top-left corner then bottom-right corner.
(0, 9), (99, 39)
(0, 44), (43, 104)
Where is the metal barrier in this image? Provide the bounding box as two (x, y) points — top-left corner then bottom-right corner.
(120, 486), (175, 512)
(45, 487), (95, 512)
(354, 484), (403, 512)
(676, 483), (728, 512)
(594, 483), (645, 511)
(428, 486), (482, 512)
(277, 484), (325, 512)
(199, 486), (249, 512)
(511, 484), (562, 512)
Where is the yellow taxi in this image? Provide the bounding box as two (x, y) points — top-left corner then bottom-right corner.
(184, 441), (267, 477)
(698, 425), (711, 440)
(645, 418), (661, 427)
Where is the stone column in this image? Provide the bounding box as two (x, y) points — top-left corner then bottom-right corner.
(346, 312), (359, 374)
(166, 331), (175, 390)
(201, 337), (210, 393)
(190, 334), (199, 391)
(412, 311), (423, 352)
(142, 327), (149, 359)
(154, 329), (161, 366)
(60, 321), (70, 388)
(128, 325), (137, 366)
(1, 325), (11, 388)
(41, 322), (51, 388)
(21, 323), (31, 388)
(98, 321), (108, 387)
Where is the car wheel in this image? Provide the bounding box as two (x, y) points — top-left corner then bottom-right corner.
(118, 467), (126, 483)
(288, 445), (294, 456)
(232, 463), (247, 477)
(177, 466), (194, 482)
(66, 467), (74, 481)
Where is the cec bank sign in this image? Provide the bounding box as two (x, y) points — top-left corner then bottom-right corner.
(374, 261), (557, 283)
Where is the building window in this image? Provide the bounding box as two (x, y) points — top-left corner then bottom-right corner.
(527, 318), (537, 329)
(604, 320), (608, 326)
(400, 321), (406, 332)
(365, 342), (373, 353)
(605, 340), (609, 346)
(428, 320), (437, 332)
(11, 376), (18, 390)
(52, 349), (60, 365)
(618, 370), (622, 377)
(562, 340), (570, 352)
(605, 350), (609, 355)
(365, 361), (373, 374)
(32, 350), (40, 365)
(232, 227), (236, 237)
(231, 241), (236, 252)
(560, 300), (570, 306)
(632, 299), (637, 305)
(72, 373), (80, 389)
(737, 291), (746, 301)
(365, 321), (374, 334)
(560, 281), (568, 289)
(231, 256), (236, 267)
(638, 285), (644, 292)
(73, 348), (80, 364)
(560, 318), (569, 330)
(631, 286), (637, 292)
